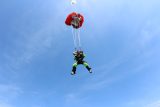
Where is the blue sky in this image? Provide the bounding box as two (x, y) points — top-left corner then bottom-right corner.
(0, 0), (160, 107)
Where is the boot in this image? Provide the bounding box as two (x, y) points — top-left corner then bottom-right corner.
(71, 67), (76, 75)
(86, 66), (92, 73)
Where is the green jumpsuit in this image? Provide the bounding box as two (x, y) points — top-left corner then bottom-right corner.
(71, 51), (92, 75)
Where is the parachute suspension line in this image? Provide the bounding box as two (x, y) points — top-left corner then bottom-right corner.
(72, 27), (77, 50)
(72, 28), (82, 51)
(72, 27), (75, 47)
(77, 28), (81, 50)
(75, 28), (82, 50)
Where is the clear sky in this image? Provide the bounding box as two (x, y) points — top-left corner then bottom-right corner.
(0, 0), (160, 107)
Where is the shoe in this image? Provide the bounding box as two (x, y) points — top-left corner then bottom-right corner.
(89, 68), (92, 73)
(71, 71), (75, 75)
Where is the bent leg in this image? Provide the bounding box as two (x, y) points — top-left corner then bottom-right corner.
(83, 61), (92, 73)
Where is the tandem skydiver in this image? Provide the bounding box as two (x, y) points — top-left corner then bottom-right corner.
(71, 50), (92, 75)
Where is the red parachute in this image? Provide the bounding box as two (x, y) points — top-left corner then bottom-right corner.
(65, 12), (84, 29)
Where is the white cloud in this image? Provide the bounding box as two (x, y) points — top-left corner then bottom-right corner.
(0, 102), (13, 107)
(0, 84), (23, 101)
(64, 93), (89, 107)
(139, 19), (160, 48)
(122, 99), (160, 107)
(2, 9), (64, 74)
(146, 100), (160, 107)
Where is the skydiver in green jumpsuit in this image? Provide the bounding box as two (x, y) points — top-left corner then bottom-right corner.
(71, 50), (92, 75)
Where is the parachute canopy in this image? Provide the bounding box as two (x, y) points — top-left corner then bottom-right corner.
(65, 12), (84, 29)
